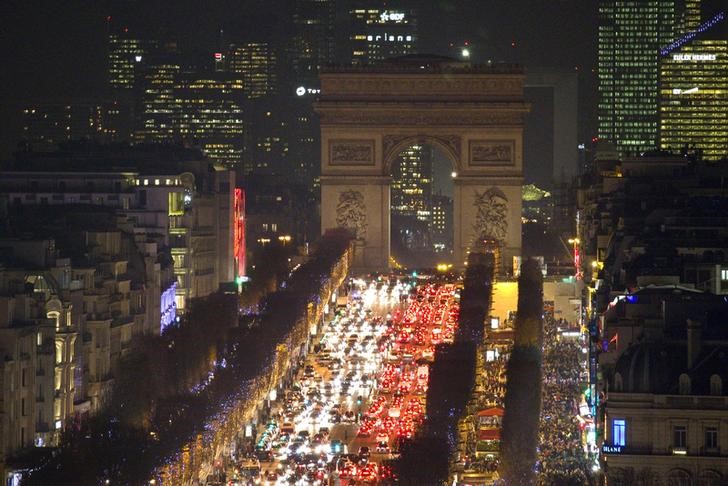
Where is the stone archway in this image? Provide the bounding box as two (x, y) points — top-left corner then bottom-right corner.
(316, 55), (529, 273)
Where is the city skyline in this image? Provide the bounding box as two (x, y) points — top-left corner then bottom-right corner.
(1, 1), (727, 484)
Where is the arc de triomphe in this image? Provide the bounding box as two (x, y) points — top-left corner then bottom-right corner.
(316, 56), (529, 273)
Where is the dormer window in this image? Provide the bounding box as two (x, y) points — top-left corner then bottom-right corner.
(679, 374), (691, 395)
(710, 375), (722, 396)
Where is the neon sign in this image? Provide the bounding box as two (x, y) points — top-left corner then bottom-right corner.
(380, 11), (405, 23)
(234, 188), (246, 281)
(660, 11), (726, 56)
(602, 444), (623, 454)
(672, 53), (716, 61)
(295, 86), (320, 96)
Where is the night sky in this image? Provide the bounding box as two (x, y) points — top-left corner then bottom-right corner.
(0, 0), (597, 160)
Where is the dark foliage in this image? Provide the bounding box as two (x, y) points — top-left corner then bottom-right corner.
(394, 436), (450, 485)
(499, 260), (544, 485)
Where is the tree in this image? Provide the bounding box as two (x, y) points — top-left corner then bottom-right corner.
(499, 259), (543, 485)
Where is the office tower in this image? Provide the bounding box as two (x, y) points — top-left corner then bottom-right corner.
(431, 194), (453, 253)
(133, 43), (182, 144)
(391, 145), (433, 251)
(175, 74), (246, 169)
(350, 5), (418, 64)
(227, 42), (278, 99)
(597, 0), (679, 155)
(291, 0), (336, 83)
(20, 102), (132, 151)
(391, 145), (432, 221)
(107, 30), (156, 90)
(659, 9), (727, 159)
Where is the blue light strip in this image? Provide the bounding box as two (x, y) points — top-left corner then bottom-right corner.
(660, 11), (726, 56)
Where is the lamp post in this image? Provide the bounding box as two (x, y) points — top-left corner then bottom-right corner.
(568, 237), (582, 280)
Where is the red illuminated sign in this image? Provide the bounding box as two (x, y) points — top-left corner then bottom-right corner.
(234, 188), (246, 279)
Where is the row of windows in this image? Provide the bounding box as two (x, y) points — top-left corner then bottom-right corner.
(612, 419), (719, 450)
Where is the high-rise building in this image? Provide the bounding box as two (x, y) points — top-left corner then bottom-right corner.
(391, 144), (432, 222)
(175, 73), (246, 169)
(21, 102), (133, 151)
(659, 9), (728, 159)
(227, 42), (278, 99)
(391, 145), (434, 252)
(133, 44), (182, 144)
(597, 0), (679, 155)
(350, 5), (418, 64)
(107, 31), (156, 90)
(291, 0), (336, 83)
(430, 194), (453, 253)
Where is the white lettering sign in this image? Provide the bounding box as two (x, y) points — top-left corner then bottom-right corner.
(672, 53), (717, 61)
(380, 10), (405, 23)
(295, 86), (320, 96)
(369, 33), (413, 43)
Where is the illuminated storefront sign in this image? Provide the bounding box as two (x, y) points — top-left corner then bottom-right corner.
(601, 444), (623, 454)
(672, 53), (717, 61)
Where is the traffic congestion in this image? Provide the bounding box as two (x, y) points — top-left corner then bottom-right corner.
(223, 275), (460, 485)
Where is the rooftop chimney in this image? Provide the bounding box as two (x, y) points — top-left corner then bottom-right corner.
(687, 319), (702, 369)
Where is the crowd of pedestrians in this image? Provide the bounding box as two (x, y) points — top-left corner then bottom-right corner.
(537, 309), (593, 485)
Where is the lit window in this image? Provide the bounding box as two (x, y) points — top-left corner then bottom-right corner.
(613, 419), (626, 446)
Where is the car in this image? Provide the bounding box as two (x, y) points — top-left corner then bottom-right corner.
(330, 439), (343, 454)
(375, 433), (388, 443)
(358, 446), (371, 458)
(376, 441), (390, 454)
(281, 422), (295, 434)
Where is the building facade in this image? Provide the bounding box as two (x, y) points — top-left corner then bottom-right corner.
(659, 10), (728, 159)
(349, 6), (418, 65)
(175, 74), (246, 170)
(598, 0), (679, 155)
(227, 42), (278, 99)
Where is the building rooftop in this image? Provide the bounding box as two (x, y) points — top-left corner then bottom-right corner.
(321, 54), (524, 75)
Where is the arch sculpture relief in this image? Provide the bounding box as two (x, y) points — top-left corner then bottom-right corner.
(335, 191), (368, 239)
(473, 188), (508, 242)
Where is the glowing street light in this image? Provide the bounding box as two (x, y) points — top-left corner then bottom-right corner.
(568, 238), (582, 280)
(461, 48), (470, 59)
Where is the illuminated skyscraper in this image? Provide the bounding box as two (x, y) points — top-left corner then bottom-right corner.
(350, 5), (418, 64)
(391, 144), (432, 220)
(659, 8), (727, 159)
(598, 0), (679, 155)
(133, 44), (182, 144)
(291, 0), (335, 83)
(227, 42), (278, 99)
(107, 30), (156, 90)
(21, 102), (132, 151)
(175, 74), (246, 169)
(391, 145), (433, 251)
(430, 194), (453, 253)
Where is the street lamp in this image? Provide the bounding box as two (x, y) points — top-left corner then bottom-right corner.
(568, 237), (582, 280)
